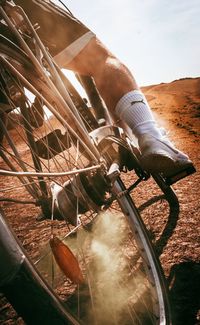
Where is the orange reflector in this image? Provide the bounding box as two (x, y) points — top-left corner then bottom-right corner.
(50, 236), (84, 284)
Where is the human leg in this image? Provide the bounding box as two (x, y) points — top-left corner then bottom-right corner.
(18, 1), (192, 175)
(63, 37), (193, 175)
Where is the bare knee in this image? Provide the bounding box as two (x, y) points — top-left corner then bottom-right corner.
(65, 37), (115, 76)
(67, 37), (137, 88)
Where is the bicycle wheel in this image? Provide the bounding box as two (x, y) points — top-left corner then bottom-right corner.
(0, 180), (172, 325)
(0, 38), (171, 324)
(0, 34), (101, 214)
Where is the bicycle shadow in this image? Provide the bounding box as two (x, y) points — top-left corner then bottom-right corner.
(140, 193), (180, 257)
(167, 261), (200, 325)
(155, 198), (179, 256)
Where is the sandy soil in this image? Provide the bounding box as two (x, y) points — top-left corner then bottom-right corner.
(0, 77), (200, 324)
(143, 77), (200, 325)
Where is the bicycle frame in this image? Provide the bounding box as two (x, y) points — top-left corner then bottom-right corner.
(1, 2), (195, 324)
(0, 0), (180, 267)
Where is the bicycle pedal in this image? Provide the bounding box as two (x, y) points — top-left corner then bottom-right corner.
(164, 164), (196, 185)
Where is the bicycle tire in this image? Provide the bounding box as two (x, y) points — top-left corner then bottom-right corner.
(0, 34), (172, 324)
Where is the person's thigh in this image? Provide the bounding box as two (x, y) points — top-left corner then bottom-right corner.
(14, 0), (93, 57)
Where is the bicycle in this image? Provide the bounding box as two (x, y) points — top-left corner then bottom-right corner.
(0, 1), (196, 324)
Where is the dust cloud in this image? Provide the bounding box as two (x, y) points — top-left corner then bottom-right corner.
(76, 211), (150, 325)
(38, 211), (152, 324)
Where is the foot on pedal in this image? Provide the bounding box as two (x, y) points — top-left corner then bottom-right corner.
(138, 133), (196, 182)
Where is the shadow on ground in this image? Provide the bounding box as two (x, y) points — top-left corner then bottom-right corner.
(168, 261), (200, 325)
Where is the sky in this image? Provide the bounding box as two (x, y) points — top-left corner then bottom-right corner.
(55, 0), (200, 87)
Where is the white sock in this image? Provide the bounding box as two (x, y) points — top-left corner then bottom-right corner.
(115, 90), (163, 139)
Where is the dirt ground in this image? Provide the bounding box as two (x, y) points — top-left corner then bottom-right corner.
(0, 77), (200, 324)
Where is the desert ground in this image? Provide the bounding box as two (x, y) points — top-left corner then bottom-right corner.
(0, 77), (199, 324)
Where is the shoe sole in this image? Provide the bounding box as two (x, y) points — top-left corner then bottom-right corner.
(141, 152), (193, 176)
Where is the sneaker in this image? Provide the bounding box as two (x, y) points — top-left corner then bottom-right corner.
(138, 133), (193, 176)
